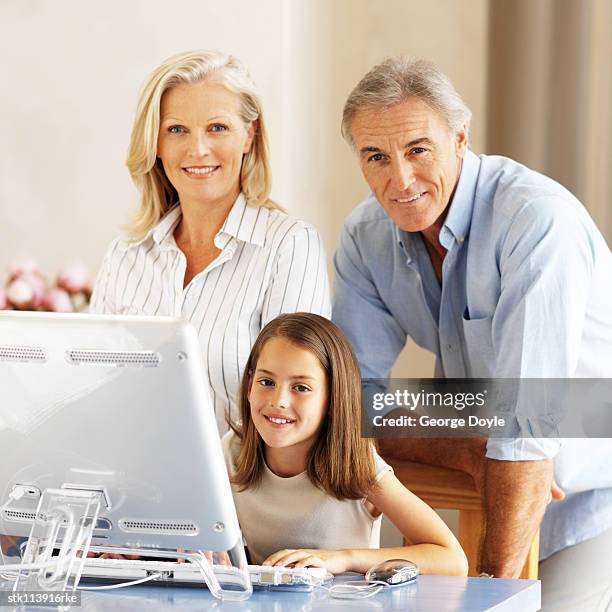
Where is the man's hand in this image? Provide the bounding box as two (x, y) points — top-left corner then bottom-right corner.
(550, 480), (565, 502)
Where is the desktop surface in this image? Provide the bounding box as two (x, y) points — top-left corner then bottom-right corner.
(1, 574), (541, 611)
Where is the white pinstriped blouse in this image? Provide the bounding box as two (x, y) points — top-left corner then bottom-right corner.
(90, 194), (331, 432)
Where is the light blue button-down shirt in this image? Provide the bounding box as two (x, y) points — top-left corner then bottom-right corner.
(333, 150), (612, 559)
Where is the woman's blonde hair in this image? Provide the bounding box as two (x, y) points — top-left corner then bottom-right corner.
(125, 49), (277, 242)
(229, 313), (377, 500)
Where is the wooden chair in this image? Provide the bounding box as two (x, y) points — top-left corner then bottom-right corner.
(387, 459), (539, 579)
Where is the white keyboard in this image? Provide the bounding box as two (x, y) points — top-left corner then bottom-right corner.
(81, 556), (331, 589)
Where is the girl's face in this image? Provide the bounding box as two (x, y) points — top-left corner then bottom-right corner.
(248, 337), (328, 456)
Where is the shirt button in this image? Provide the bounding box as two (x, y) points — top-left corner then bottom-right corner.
(447, 344), (453, 351)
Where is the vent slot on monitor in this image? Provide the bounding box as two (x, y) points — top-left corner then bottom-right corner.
(119, 519), (199, 535)
(67, 349), (161, 367)
(0, 345), (47, 363)
(2, 509), (107, 529)
(2, 509), (37, 523)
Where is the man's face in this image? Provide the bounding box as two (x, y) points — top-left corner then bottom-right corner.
(350, 97), (467, 233)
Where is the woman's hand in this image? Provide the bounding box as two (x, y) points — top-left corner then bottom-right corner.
(262, 548), (350, 574)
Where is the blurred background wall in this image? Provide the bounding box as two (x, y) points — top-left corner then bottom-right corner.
(487, 0), (612, 241)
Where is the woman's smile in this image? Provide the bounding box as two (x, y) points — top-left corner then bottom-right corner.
(182, 165), (220, 177)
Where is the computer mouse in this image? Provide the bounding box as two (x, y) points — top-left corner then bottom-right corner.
(365, 558), (419, 586)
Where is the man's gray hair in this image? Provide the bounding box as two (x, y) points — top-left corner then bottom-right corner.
(341, 56), (472, 149)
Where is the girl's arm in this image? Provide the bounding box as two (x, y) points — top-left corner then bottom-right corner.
(263, 472), (468, 576)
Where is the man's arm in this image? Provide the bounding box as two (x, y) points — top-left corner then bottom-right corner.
(473, 199), (591, 574)
(479, 458), (552, 577)
(332, 220), (406, 379)
(379, 437), (560, 577)
(378, 437), (487, 491)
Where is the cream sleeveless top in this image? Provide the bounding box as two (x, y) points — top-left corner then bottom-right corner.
(222, 431), (393, 564)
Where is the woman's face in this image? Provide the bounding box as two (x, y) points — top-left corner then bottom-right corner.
(157, 80), (255, 210)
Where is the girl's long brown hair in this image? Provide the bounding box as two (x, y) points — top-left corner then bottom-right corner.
(229, 313), (376, 500)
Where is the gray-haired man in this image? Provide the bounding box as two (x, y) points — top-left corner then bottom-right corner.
(333, 56), (612, 610)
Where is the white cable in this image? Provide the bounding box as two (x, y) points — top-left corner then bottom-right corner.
(1, 485), (31, 580)
(77, 573), (163, 590)
(0, 559), (60, 573)
(0, 560), (163, 592)
(325, 579), (389, 600)
(0, 558), (61, 583)
(0, 486), (27, 513)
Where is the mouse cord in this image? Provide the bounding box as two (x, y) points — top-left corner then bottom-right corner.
(324, 579), (389, 600)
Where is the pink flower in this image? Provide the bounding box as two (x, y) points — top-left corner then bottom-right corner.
(42, 288), (74, 313)
(8, 257), (41, 281)
(17, 271), (47, 309)
(6, 278), (34, 310)
(57, 262), (92, 295)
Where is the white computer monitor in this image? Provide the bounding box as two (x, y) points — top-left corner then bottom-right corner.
(0, 311), (250, 599)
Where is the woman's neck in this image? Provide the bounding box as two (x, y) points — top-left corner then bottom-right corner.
(176, 191), (238, 247)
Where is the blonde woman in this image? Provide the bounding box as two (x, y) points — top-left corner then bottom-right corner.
(90, 50), (330, 432)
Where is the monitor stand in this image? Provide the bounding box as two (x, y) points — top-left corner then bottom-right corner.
(10, 488), (252, 602)
(14, 487), (102, 598)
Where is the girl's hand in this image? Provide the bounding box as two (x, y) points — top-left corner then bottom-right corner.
(262, 548), (350, 574)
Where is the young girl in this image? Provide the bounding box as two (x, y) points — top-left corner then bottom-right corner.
(222, 313), (468, 576)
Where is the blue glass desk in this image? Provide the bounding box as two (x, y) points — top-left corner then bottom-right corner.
(1, 575), (540, 611)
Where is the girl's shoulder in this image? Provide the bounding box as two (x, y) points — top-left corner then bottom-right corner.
(372, 446), (394, 483)
(220, 430), (241, 474)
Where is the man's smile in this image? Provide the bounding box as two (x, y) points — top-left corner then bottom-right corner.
(393, 191), (427, 204)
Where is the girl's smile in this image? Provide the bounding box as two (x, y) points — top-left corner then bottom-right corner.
(263, 414), (297, 426)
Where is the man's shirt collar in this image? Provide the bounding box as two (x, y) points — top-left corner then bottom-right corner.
(439, 149), (480, 249)
(394, 149), (481, 254)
